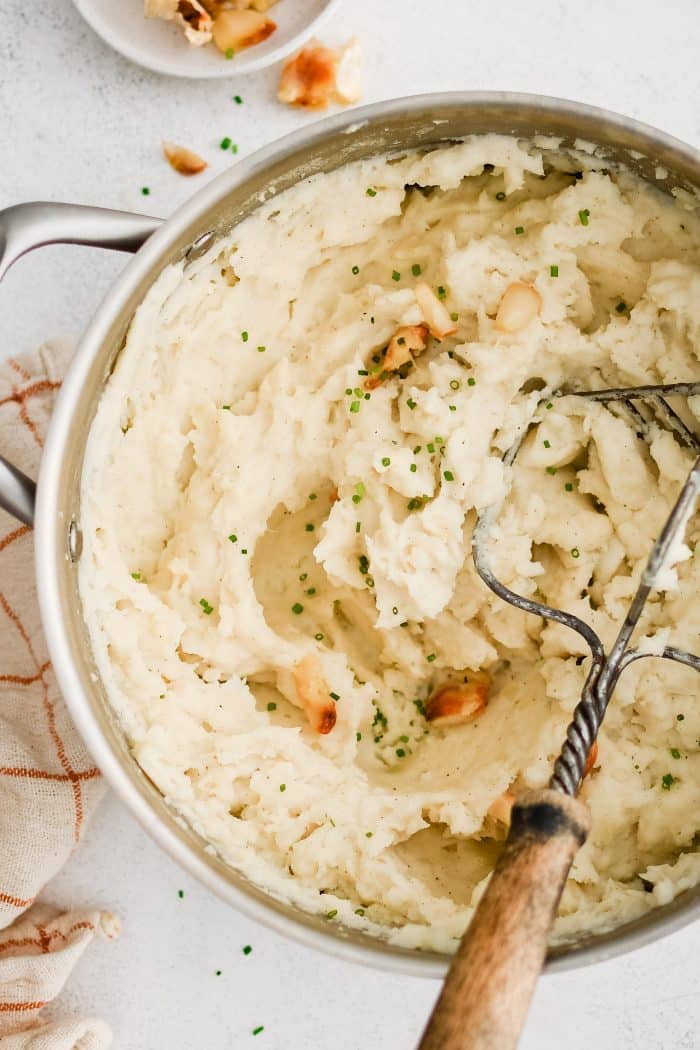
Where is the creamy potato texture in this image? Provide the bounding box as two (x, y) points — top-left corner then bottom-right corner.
(80, 136), (700, 951)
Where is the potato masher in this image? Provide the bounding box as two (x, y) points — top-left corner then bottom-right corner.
(420, 380), (700, 1050)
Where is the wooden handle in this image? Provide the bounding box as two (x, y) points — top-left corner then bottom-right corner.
(418, 789), (590, 1050)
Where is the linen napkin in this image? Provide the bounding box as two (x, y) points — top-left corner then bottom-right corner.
(0, 343), (117, 1048)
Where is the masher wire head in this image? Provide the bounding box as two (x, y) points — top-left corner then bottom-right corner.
(473, 381), (700, 797)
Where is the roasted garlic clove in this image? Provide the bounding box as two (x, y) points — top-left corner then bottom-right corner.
(291, 654), (337, 735)
(414, 282), (458, 339)
(145, 0), (213, 45)
(425, 674), (490, 727)
(383, 324), (429, 372)
(494, 282), (542, 333)
(278, 39), (362, 110)
(162, 141), (208, 176)
(212, 8), (276, 53)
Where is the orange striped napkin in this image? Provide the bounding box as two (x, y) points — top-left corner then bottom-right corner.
(0, 344), (117, 1048)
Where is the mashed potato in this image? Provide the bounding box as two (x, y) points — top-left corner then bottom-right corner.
(80, 135), (700, 952)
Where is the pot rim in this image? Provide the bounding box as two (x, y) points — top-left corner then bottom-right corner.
(34, 90), (700, 979)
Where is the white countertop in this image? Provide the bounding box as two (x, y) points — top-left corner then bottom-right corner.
(2, 1), (700, 1046)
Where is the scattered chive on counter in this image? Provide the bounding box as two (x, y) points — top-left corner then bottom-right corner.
(242, 945), (252, 955)
(578, 208), (590, 226)
(141, 186), (150, 196)
(199, 598), (214, 615)
(233, 95), (243, 104)
(550, 264), (559, 277)
(220, 137), (232, 150)
(366, 187), (377, 197)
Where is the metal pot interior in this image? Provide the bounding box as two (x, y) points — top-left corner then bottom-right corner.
(40, 94), (700, 977)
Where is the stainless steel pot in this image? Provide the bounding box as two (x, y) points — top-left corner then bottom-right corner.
(2, 93), (699, 977)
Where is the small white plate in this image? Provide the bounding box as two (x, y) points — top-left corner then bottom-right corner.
(72, 0), (340, 78)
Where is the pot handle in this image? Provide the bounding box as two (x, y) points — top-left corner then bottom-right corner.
(0, 201), (162, 527)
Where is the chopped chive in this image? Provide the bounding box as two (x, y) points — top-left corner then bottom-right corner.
(325, 909), (338, 919)
(364, 392), (370, 400)
(677, 714), (685, 721)
(345, 387), (353, 395)
(228, 534), (238, 545)
(356, 731), (362, 741)
(661, 773), (675, 790)
(242, 945), (252, 955)
(426, 653), (436, 663)
(309, 492), (317, 500)
(350, 400), (360, 413)
(406, 397), (417, 410)
(330, 691), (340, 701)
(392, 270), (401, 282)
(449, 404), (456, 411)
(252, 1027), (264, 1036)
(496, 191), (506, 200)
(299, 573), (308, 581)
(267, 702), (277, 712)
(616, 301), (627, 313)
(199, 598), (214, 615)
(279, 783), (286, 792)
(411, 263), (422, 277)
(450, 312), (459, 322)
(257, 345), (266, 353)
(366, 187), (377, 197)
(550, 264), (559, 277)
(131, 572), (141, 580)
(670, 748), (681, 759)
(231, 144), (238, 155)
(306, 587), (316, 596)
(467, 377), (476, 386)
(241, 549), (247, 554)
(314, 632), (324, 641)
(220, 137), (232, 150)
(355, 907), (365, 915)
(352, 265), (360, 275)
(141, 186), (151, 196)
(514, 225), (525, 235)
(241, 330), (249, 342)
(225, 48), (234, 60)
(546, 401), (553, 409)
(449, 379), (460, 390)
(222, 405), (231, 411)
(437, 285), (446, 299)
(407, 497), (424, 511)
(365, 831), (373, 838)
(177, 889), (184, 899)
(305, 523), (315, 532)
(543, 439), (551, 448)
(413, 445), (421, 454)
(234, 94), (243, 104)
(571, 547), (580, 558)
(443, 470), (455, 481)
(565, 482), (574, 492)
(410, 463), (417, 472)
(396, 748), (406, 758)
(355, 521), (361, 533)
(358, 369), (369, 376)
(381, 457), (391, 467)
(578, 208), (590, 226)
(546, 466), (557, 475)
(291, 602), (304, 615)
(392, 606), (398, 615)
(215, 970), (222, 976)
